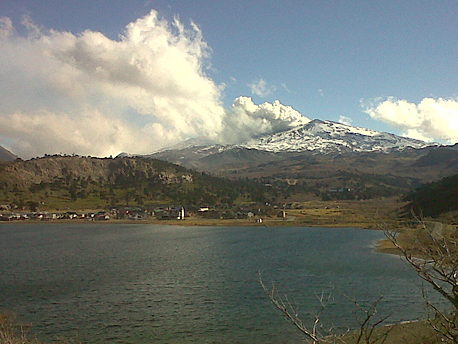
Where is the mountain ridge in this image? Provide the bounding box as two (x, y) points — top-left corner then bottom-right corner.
(135, 121), (458, 202)
(140, 119), (438, 170)
(239, 119), (434, 153)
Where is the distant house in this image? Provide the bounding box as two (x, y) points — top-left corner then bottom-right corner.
(278, 210), (287, 218)
(95, 211), (110, 220)
(0, 215), (11, 221)
(116, 207), (147, 220)
(155, 207), (185, 220)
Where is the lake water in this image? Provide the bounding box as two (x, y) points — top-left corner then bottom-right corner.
(0, 224), (437, 343)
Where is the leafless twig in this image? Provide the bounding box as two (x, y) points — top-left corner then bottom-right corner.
(380, 212), (458, 342)
(259, 272), (392, 344)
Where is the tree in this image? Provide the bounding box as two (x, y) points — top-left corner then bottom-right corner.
(382, 215), (458, 343)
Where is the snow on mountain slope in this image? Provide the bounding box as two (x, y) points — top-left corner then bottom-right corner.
(239, 119), (435, 153)
(142, 119), (437, 166)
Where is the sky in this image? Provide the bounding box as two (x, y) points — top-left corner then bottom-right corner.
(1, 0), (458, 159)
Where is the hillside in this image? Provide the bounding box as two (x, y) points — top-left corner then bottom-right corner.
(0, 145), (18, 162)
(2, 144), (458, 215)
(403, 172), (458, 218)
(0, 155), (275, 212)
(137, 120), (458, 202)
(149, 144), (458, 202)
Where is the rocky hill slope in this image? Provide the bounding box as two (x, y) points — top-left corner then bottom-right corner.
(0, 155), (190, 187)
(147, 140), (458, 202)
(0, 156), (274, 211)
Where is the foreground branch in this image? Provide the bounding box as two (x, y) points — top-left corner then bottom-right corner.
(259, 272), (392, 344)
(381, 213), (458, 342)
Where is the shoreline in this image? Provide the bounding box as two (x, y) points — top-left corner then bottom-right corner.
(0, 217), (378, 228)
(0, 207), (392, 229)
(0, 198), (403, 228)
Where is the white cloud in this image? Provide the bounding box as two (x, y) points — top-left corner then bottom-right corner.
(0, 11), (314, 159)
(403, 129), (435, 143)
(338, 115), (353, 126)
(0, 11), (225, 158)
(248, 78), (276, 97)
(365, 97), (458, 144)
(222, 96), (310, 143)
(1, 109), (142, 157)
(0, 17), (13, 38)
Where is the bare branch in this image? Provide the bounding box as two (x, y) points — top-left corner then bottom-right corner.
(259, 271), (323, 343)
(260, 272), (393, 344)
(381, 213), (458, 342)
(383, 220), (458, 310)
(342, 292), (393, 344)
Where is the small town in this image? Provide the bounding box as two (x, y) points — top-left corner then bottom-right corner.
(0, 204), (294, 223)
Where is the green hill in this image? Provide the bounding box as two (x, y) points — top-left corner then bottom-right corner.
(0, 155), (274, 212)
(403, 173), (458, 218)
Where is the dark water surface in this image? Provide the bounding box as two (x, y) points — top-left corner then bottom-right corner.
(0, 224), (433, 343)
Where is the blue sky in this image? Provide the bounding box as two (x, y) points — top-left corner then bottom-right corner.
(1, 0), (457, 158)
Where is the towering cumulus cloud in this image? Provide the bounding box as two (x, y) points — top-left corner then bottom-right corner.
(365, 97), (458, 144)
(0, 11), (311, 158)
(0, 11), (224, 158)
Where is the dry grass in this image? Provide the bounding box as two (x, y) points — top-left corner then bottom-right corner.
(0, 313), (81, 344)
(0, 313), (40, 344)
(338, 320), (442, 344)
(136, 198), (403, 229)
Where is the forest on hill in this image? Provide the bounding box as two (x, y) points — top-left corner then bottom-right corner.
(0, 155), (289, 212)
(402, 173), (458, 218)
(1, 153), (457, 218)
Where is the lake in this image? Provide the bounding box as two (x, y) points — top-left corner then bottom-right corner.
(0, 224), (435, 343)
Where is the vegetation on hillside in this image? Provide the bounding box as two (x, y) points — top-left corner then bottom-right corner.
(179, 146), (458, 203)
(402, 173), (458, 218)
(0, 155), (283, 211)
(3, 147), (457, 213)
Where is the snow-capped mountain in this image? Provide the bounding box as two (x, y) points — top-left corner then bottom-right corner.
(133, 119), (458, 191)
(143, 119), (437, 171)
(239, 119), (435, 154)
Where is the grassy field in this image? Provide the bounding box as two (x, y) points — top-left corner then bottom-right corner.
(131, 198), (404, 229)
(338, 320), (442, 344)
